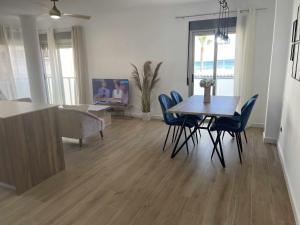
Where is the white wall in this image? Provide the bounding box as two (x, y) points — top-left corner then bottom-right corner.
(0, 1), (276, 124)
(0, 15), (20, 26)
(252, 7), (275, 126)
(264, 0), (294, 143)
(82, 1), (275, 122)
(278, 0), (300, 223)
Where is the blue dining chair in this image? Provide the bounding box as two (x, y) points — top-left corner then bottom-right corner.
(170, 90), (183, 105)
(170, 90), (203, 141)
(231, 94), (259, 142)
(158, 94), (198, 152)
(210, 96), (258, 165)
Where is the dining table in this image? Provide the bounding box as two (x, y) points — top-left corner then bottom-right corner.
(168, 95), (240, 168)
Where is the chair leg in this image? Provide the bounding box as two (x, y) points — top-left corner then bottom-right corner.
(238, 133), (243, 153)
(163, 125), (172, 151)
(100, 131), (104, 139)
(243, 130), (248, 143)
(184, 127), (189, 154)
(222, 131), (226, 140)
(235, 133), (242, 164)
(79, 138), (82, 147)
(195, 128), (199, 144)
(174, 126), (180, 142)
(172, 126), (176, 143)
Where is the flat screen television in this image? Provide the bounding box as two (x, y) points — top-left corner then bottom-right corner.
(92, 79), (129, 105)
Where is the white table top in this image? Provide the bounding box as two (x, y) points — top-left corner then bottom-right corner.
(0, 101), (57, 119)
(168, 95), (240, 117)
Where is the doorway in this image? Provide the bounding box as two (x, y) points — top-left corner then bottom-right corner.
(188, 30), (236, 96)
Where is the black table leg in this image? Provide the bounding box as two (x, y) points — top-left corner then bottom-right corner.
(172, 124), (199, 157)
(217, 131), (226, 168)
(210, 131), (226, 168)
(184, 127), (189, 153)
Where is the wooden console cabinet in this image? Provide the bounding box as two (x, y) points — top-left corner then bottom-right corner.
(0, 101), (65, 194)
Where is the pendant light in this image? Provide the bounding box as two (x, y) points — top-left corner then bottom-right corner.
(49, 0), (61, 19)
(216, 0), (230, 43)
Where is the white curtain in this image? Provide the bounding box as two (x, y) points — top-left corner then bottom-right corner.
(46, 28), (65, 105)
(72, 26), (88, 104)
(0, 25), (30, 100)
(0, 89), (7, 100)
(234, 9), (256, 110)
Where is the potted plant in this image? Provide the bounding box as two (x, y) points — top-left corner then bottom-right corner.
(200, 79), (216, 103)
(131, 61), (163, 120)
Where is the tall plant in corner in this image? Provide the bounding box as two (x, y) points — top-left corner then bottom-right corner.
(131, 61), (162, 120)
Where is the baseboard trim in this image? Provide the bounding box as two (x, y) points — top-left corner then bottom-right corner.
(277, 143), (299, 225)
(263, 132), (277, 144)
(249, 123), (264, 128)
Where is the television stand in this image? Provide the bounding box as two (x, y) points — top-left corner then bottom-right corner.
(108, 104), (132, 117)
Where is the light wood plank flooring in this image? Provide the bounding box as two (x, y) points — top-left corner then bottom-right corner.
(0, 118), (296, 225)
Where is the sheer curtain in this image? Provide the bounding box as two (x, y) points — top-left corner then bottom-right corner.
(72, 26), (88, 104)
(47, 28), (65, 104)
(0, 25), (30, 100)
(234, 9), (256, 110)
(40, 28), (82, 105)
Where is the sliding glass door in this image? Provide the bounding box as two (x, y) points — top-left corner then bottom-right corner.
(39, 31), (77, 105)
(188, 30), (236, 96)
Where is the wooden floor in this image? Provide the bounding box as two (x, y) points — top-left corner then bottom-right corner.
(0, 118), (295, 225)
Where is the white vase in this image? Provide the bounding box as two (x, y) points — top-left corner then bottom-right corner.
(142, 112), (151, 121)
(204, 86), (211, 103)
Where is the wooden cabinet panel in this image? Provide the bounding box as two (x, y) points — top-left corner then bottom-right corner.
(0, 106), (65, 194)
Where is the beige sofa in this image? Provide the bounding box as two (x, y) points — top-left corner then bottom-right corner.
(58, 108), (105, 147)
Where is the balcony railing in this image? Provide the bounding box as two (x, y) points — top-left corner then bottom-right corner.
(194, 75), (235, 96)
(45, 76), (77, 105)
(0, 78), (31, 99)
(194, 74), (235, 79)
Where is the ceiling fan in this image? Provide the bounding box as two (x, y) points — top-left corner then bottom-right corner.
(47, 0), (91, 20)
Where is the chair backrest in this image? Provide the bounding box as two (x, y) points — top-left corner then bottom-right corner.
(170, 91), (183, 105)
(158, 94), (176, 125)
(241, 94), (259, 112)
(240, 96), (258, 130)
(58, 108), (103, 139)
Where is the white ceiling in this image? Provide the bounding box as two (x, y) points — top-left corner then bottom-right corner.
(0, 0), (211, 16)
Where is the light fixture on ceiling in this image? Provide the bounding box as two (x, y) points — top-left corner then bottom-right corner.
(43, 0), (91, 20)
(49, 0), (61, 19)
(216, 0), (230, 44)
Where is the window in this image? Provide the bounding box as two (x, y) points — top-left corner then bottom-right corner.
(39, 31), (77, 105)
(59, 48), (76, 105)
